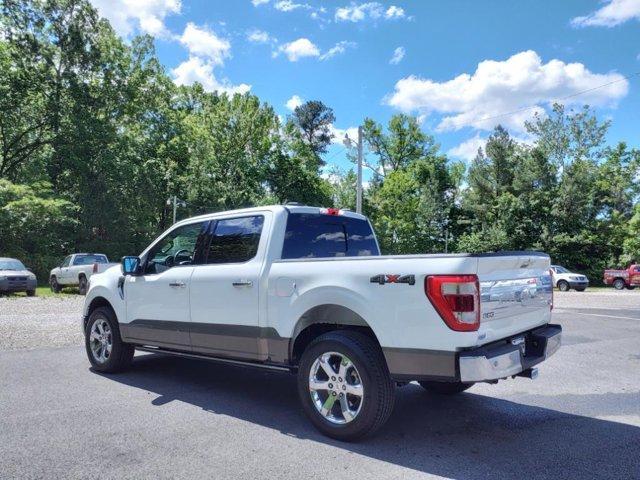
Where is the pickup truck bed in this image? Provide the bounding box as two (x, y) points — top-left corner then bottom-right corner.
(82, 205), (560, 440)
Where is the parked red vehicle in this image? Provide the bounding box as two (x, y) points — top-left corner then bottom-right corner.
(603, 265), (640, 290)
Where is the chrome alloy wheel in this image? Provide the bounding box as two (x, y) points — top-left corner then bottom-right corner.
(89, 319), (112, 364)
(309, 352), (364, 424)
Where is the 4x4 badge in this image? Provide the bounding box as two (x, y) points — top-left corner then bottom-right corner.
(370, 274), (415, 286)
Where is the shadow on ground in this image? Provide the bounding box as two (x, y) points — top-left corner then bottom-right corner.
(99, 353), (640, 480)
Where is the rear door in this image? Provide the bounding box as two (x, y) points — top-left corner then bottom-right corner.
(477, 254), (553, 344)
(122, 220), (209, 350)
(189, 213), (268, 360)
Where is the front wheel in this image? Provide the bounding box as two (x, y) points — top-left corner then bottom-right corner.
(26, 289), (36, 297)
(85, 306), (134, 373)
(557, 280), (570, 292)
(419, 381), (474, 395)
(50, 276), (61, 293)
(575, 287), (586, 292)
(297, 331), (395, 441)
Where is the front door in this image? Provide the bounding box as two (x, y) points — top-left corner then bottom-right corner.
(122, 220), (209, 350)
(189, 214), (268, 360)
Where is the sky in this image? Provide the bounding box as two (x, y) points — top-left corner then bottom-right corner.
(90, 0), (640, 178)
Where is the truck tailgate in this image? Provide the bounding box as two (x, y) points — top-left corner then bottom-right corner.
(477, 254), (553, 345)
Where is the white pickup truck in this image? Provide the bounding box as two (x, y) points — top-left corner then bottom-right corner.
(50, 253), (115, 295)
(82, 205), (560, 440)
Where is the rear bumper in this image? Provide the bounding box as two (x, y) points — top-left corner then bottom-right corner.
(384, 324), (562, 383)
(458, 324), (561, 382)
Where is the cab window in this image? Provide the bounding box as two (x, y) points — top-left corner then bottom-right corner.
(206, 216), (264, 264)
(61, 256), (72, 268)
(144, 222), (207, 274)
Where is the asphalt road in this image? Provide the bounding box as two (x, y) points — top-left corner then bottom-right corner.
(1, 291), (639, 479)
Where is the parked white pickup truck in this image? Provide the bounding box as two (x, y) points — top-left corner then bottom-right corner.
(50, 253), (115, 295)
(82, 205), (560, 440)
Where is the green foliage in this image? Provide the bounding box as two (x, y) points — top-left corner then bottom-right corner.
(290, 100), (336, 162)
(0, 179), (78, 280)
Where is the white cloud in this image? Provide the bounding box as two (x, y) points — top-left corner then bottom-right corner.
(335, 2), (383, 21)
(389, 46), (405, 64)
(247, 29), (272, 43)
(286, 94), (303, 110)
(276, 38), (320, 61)
(179, 23), (231, 66)
(171, 57), (250, 95)
(334, 2), (407, 22)
(385, 5), (405, 19)
(330, 125), (359, 145)
(448, 134), (487, 162)
(571, 0), (640, 27)
(90, 0), (181, 37)
(386, 50), (629, 133)
(320, 41), (356, 60)
(252, 0), (269, 6)
(274, 0), (310, 11)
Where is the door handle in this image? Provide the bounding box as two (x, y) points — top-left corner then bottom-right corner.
(169, 281), (186, 288)
(232, 280), (253, 287)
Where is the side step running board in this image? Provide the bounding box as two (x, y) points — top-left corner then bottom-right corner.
(135, 345), (294, 373)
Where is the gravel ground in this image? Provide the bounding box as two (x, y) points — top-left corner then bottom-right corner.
(0, 295), (84, 350)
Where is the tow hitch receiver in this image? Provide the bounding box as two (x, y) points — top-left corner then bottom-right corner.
(516, 367), (538, 380)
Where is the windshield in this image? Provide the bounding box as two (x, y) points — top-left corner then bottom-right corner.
(554, 266), (570, 273)
(0, 259), (26, 270)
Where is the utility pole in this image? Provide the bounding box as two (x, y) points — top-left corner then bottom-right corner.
(343, 126), (364, 214)
(356, 126), (363, 214)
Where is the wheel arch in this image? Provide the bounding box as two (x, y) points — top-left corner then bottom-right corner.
(84, 296), (115, 330)
(289, 304), (383, 366)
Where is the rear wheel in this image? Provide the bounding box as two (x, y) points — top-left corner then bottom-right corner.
(626, 286), (636, 290)
(297, 331), (395, 441)
(557, 280), (570, 292)
(419, 381), (474, 395)
(78, 275), (88, 295)
(50, 276), (61, 293)
(613, 278), (626, 290)
(85, 306), (134, 373)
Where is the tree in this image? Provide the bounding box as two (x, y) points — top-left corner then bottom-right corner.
(362, 114), (437, 177)
(290, 100), (335, 162)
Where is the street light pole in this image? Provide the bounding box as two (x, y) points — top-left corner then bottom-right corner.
(172, 195), (178, 224)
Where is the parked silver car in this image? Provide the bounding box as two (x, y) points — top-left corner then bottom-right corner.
(0, 257), (37, 296)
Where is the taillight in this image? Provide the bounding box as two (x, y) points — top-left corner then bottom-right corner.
(425, 275), (480, 331)
(92, 263), (98, 273)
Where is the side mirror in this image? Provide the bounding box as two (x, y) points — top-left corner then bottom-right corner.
(121, 256), (141, 276)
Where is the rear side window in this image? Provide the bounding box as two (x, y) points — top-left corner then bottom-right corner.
(207, 216), (264, 264)
(282, 213), (379, 259)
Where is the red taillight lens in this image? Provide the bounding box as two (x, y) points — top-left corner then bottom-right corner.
(425, 275), (480, 332)
(323, 207), (340, 216)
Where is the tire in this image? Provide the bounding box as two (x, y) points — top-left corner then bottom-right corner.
(26, 289), (36, 297)
(574, 287), (586, 292)
(557, 280), (570, 292)
(85, 306), (134, 373)
(613, 279), (626, 290)
(419, 381), (474, 395)
(626, 286), (636, 290)
(78, 275), (88, 295)
(50, 276), (61, 293)
(297, 331), (395, 441)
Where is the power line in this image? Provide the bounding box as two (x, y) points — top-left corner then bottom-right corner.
(474, 70), (640, 124)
